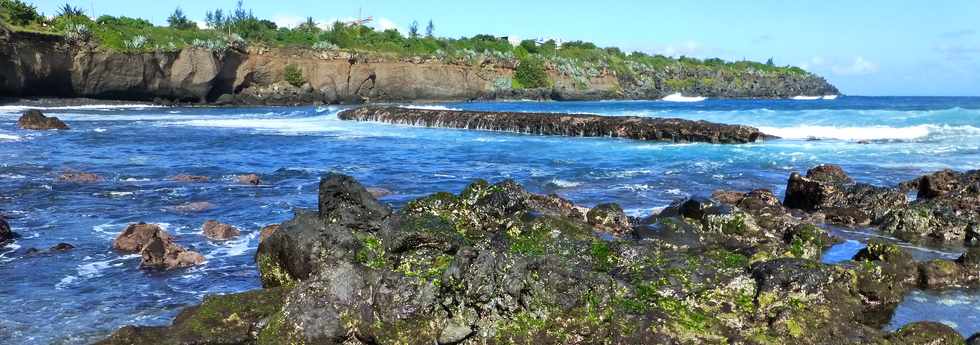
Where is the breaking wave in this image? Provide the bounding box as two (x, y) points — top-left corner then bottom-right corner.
(661, 93), (706, 102)
(759, 124), (980, 141)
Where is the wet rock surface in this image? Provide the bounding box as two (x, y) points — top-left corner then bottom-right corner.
(339, 106), (774, 144)
(113, 223), (204, 270)
(100, 171), (977, 344)
(171, 174), (210, 182)
(57, 171), (102, 183)
(201, 220), (240, 240)
(0, 215), (14, 246)
(237, 174), (262, 186)
(17, 109), (69, 130)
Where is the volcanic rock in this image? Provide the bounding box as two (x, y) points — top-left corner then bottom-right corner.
(202, 220), (240, 240)
(258, 224), (279, 243)
(57, 171), (102, 183)
(237, 174), (261, 185)
(339, 106), (773, 144)
(0, 216), (14, 245)
(170, 201), (215, 213)
(17, 110), (69, 130)
(140, 236), (205, 270)
(171, 174), (209, 182)
(50, 243), (75, 251)
(113, 223), (171, 252)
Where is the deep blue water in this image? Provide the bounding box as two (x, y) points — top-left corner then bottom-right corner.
(1, 96), (979, 344)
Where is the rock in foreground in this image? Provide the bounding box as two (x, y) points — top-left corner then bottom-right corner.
(113, 223), (204, 270)
(17, 109), (69, 130)
(101, 172), (973, 345)
(339, 106), (774, 144)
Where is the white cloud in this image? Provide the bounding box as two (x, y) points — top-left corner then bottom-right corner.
(372, 17), (400, 32)
(273, 15), (304, 29)
(831, 56), (879, 76)
(653, 41), (705, 57)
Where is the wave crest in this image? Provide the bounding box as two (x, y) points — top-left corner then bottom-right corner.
(759, 124), (980, 141)
(661, 93), (706, 102)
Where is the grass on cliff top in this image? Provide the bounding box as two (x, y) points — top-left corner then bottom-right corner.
(2, 0), (812, 84)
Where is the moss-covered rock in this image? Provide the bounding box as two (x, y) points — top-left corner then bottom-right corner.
(887, 321), (966, 345)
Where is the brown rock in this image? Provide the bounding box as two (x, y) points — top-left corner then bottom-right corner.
(259, 224), (280, 243)
(202, 220), (240, 240)
(586, 203), (631, 235)
(139, 236), (205, 270)
(171, 174), (210, 182)
(170, 201), (215, 213)
(917, 260), (963, 289)
(805, 164), (852, 183)
(113, 223), (171, 252)
(237, 174), (261, 185)
(17, 109), (69, 130)
(916, 169), (960, 199)
(711, 190), (746, 205)
(57, 171), (102, 183)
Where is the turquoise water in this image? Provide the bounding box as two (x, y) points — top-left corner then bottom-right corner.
(0, 96), (978, 343)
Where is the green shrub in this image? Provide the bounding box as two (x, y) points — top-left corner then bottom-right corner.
(0, 0), (40, 26)
(514, 56), (550, 89)
(284, 64), (305, 87)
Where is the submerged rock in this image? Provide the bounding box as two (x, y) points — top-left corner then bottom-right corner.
(17, 109), (69, 130)
(50, 243), (75, 251)
(201, 220), (240, 240)
(339, 106), (774, 144)
(169, 201), (215, 213)
(57, 171), (102, 183)
(170, 174), (209, 182)
(237, 174), (261, 186)
(366, 186), (393, 198)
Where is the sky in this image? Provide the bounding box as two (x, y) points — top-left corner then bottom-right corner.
(29, 0), (980, 96)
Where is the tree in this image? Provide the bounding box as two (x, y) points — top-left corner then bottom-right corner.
(57, 3), (86, 18)
(167, 7), (196, 30)
(425, 20), (434, 38)
(408, 20), (419, 39)
(766, 57), (774, 66)
(514, 56), (550, 89)
(0, 0), (41, 26)
(297, 16), (318, 33)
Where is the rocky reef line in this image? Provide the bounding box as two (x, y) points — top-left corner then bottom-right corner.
(338, 106), (772, 144)
(0, 29), (838, 105)
(96, 165), (980, 345)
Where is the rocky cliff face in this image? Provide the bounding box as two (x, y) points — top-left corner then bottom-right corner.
(0, 32), (838, 104)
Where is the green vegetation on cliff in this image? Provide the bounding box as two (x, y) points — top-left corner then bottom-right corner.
(2, 0), (818, 94)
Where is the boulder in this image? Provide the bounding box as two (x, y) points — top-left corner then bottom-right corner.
(887, 321), (965, 345)
(957, 247), (980, 267)
(201, 220), (240, 240)
(0, 216), (14, 245)
(586, 203), (631, 234)
(171, 174), (209, 182)
(57, 171), (102, 183)
(170, 201), (215, 213)
(917, 260), (963, 289)
(784, 165), (905, 226)
(258, 224), (279, 243)
(711, 190), (746, 205)
(237, 174), (261, 185)
(916, 169), (960, 199)
(317, 173), (392, 231)
(140, 236), (205, 270)
(17, 109), (69, 130)
(113, 223), (171, 252)
(968, 333), (980, 345)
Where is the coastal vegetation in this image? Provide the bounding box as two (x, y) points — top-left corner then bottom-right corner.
(1, 0), (812, 91)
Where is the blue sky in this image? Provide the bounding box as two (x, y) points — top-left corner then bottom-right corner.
(30, 0), (980, 96)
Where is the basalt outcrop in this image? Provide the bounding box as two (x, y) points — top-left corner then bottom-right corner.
(113, 223), (204, 270)
(339, 106), (772, 144)
(99, 172), (973, 345)
(1, 31), (838, 104)
(785, 165), (980, 246)
(17, 109), (69, 130)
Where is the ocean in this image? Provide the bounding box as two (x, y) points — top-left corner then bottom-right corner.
(1, 96), (978, 343)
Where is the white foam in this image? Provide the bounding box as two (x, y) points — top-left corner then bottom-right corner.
(0, 133), (20, 141)
(822, 95), (839, 100)
(758, 124), (980, 141)
(791, 95), (822, 100)
(166, 115), (349, 134)
(93, 128), (107, 133)
(398, 105), (462, 111)
(661, 93), (706, 102)
(548, 179), (582, 188)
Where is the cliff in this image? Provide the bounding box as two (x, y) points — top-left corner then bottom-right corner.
(0, 32), (839, 104)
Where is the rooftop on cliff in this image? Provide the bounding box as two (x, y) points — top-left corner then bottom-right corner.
(1, 0), (816, 87)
